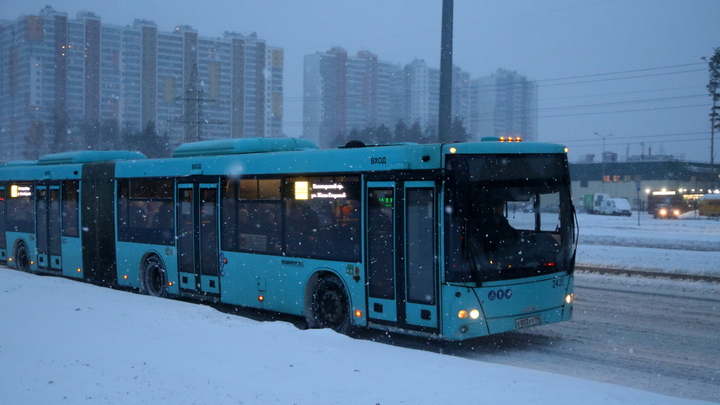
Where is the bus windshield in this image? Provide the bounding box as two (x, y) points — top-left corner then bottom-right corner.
(445, 153), (576, 283)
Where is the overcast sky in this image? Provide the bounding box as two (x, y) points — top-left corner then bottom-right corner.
(3, 0), (719, 163)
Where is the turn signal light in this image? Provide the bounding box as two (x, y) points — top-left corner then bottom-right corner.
(354, 310), (363, 318)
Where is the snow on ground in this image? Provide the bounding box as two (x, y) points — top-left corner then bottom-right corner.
(1, 213), (718, 404)
(0, 270), (716, 405)
(575, 212), (720, 278)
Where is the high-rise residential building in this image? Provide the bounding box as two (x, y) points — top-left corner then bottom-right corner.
(304, 50), (475, 146)
(304, 47), (403, 148)
(0, 6), (283, 161)
(403, 59), (440, 134)
(468, 68), (538, 142)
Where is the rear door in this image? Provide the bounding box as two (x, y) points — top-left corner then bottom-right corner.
(177, 182), (221, 297)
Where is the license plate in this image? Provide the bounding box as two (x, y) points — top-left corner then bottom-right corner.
(515, 315), (542, 329)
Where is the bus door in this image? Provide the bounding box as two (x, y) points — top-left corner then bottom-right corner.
(366, 181), (438, 331)
(35, 183), (62, 271)
(177, 183), (221, 297)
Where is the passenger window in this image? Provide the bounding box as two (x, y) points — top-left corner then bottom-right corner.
(117, 179), (175, 245)
(62, 181), (79, 237)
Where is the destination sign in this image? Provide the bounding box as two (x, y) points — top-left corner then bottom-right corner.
(295, 181), (348, 200)
(10, 184), (32, 198)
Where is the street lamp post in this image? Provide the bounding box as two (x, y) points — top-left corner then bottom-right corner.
(594, 132), (613, 192)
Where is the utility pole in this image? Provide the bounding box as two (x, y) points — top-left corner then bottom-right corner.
(175, 64), (223, 143)
(438, 0), (453, 143)
(595, 132), (612, 192)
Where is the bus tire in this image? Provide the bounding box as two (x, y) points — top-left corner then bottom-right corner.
(141, 255), (168, 298)
(14, 242), (31, 273)
(311, 275), (351, 335)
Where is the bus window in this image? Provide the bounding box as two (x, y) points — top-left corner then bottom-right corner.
(117, 179), (175, 245)
(62, 181), (79, 237)
(445, 154), (575, 283)
(7, 183), (34, 233)
(367, 188), (395, 300)
(222, 178), (282, 254)
(285, 176), (360, 262)
(48, 188), (61, 256)
(406, 188), (435, 305)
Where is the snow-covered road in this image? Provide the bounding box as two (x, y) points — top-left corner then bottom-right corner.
(378, 272), (719, 402)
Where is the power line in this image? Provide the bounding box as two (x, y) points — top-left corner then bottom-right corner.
(537, 62), (705, 83)
(539, 103), (708, 119)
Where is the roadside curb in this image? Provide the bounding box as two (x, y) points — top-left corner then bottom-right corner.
(575, 265), (720, 283)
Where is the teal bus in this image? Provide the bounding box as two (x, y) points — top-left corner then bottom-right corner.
(0, 137), (576, 340)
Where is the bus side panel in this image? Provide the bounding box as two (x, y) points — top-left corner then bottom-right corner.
(220, 252), (365, 324)
(81, 162), (117, 285)
(115, 241), (179, 295)
(61, 236), (83, 279)
(220, 252), (307, 315)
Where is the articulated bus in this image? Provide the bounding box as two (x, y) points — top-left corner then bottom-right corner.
(0, 137), (576, 340)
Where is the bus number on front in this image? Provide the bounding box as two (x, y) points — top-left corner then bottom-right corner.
(552, 278), (565, 288)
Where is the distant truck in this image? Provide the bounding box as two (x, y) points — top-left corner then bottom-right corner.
(584, 193), (632, 216)
(698, 194), (720, 217)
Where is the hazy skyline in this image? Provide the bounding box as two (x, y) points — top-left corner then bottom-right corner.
(2, 0), (719, 163)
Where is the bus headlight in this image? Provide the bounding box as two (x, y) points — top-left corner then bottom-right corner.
(565, 294), (574, 304)
(458, 309), (481, 320)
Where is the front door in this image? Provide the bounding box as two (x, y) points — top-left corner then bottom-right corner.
(366, 180), (438, 331)
(177, 182), (220, 297)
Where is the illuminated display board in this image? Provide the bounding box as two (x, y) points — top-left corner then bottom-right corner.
(294, 180), (355, 200)
(10, 184), (32, 198)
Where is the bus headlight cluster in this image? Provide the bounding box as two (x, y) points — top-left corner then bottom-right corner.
(565, 294), (574, 304)
(458, 309), (481, 320)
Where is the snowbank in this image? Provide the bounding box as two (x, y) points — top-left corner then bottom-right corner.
(1, 270), (715, 405)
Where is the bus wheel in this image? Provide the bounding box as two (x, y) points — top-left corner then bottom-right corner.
(14, 242), (30, 273)
(312, 275), (351, 334)
(141, 255), (168, 298)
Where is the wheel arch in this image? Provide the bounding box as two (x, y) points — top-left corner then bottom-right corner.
(138, 250), (167, 295)
(303, 268), (351, 329)
(10, 237), (32, 271)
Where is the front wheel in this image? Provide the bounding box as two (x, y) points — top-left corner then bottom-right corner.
(141, 255), (168, 297)
(312, 275), (351, 334)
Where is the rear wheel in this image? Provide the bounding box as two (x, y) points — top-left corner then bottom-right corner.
(312, 275), (351, 334)
(141, 256), (168, 297)
(14, 242), (30, 273)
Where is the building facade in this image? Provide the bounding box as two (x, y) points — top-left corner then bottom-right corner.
(467, 68), (538, 142)
(0, 6), (283, 161)
(303, 47), (404, 148)
(303, 49), (536, 147)
(570, 160), (718, 210)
